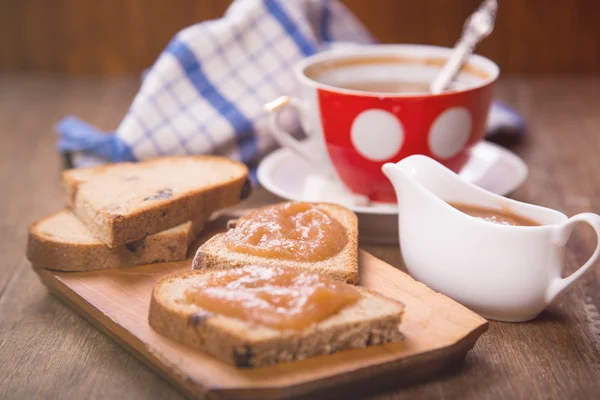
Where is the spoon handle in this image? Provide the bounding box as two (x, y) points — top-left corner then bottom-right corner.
(430, 0), (497, 94)
(430, 39), (475, 94)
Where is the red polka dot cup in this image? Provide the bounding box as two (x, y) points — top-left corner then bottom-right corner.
(265, 45), (499, 203)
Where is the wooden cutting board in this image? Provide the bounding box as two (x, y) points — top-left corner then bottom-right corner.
(34, 221), (488, 400)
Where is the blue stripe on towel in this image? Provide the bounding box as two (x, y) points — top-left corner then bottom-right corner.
(320, 0), (332, 42)
(264, 0), (317, 56)
(494, 101), (527, 131)
(55, 116), (135, 162)
(166, 39), (258, 163)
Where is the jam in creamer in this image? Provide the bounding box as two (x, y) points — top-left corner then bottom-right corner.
(224, 202), (348, 262)
(184, 265), (360, 330)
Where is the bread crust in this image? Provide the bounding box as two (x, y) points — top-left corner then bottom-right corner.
(148, 269), (404, 368)
(192, 202), (359, 284)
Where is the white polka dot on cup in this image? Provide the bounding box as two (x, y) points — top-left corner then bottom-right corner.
(351, 109), (404, 161)
(428, 107), (472, 159)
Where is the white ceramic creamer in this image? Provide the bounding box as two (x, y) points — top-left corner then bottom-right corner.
(382, 155), (600, 322)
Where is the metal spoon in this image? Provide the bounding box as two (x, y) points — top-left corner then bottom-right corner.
(430, 0), (498, 94)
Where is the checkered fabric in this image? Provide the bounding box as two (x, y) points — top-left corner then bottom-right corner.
(56, 0), (524, 171)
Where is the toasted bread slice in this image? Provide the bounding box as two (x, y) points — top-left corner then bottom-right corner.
(63, 156), (250, 248)
(60, 162), (211, 261)
(192, 202), (359, 284)
(148, 269), (404, 368)
(27, 210), (205, 271)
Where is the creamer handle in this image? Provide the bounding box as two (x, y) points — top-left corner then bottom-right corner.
(547, 213), (600, 303)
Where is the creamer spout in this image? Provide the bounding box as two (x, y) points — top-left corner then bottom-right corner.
(382, 162), (407, 204)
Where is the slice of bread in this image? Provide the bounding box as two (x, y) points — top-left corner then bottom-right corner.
(27, 210), (206, 271)
(63, 156), (250, 248)
(192, 203), (359, 284)
(148, 269), (404, 368)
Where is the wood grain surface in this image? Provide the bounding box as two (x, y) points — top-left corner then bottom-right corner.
(33, 245), (487, 400)
(1, 75), (600, 399)
(1, 0), (599, 74)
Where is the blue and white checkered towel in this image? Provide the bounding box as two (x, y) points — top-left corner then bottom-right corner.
(56, 0), (525, 170)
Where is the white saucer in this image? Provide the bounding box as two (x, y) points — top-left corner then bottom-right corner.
(257, 141), (528, 243)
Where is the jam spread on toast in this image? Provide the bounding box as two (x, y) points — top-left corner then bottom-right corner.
(224, 202), (347, 262)
(184, 265), (360, 330)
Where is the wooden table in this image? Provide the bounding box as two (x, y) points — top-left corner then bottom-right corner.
(1, 75), (600, 399)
